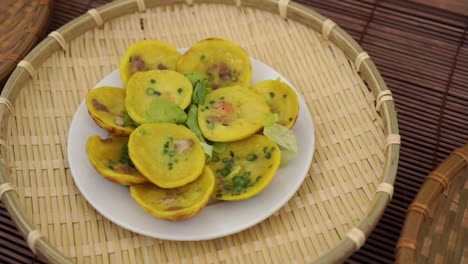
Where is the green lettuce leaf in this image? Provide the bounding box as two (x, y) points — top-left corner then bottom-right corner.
(186, 72), (212, 105)
(119, 143), (134, 167)
(185, 104), (206, 143)
(186, 104), (215, 157)
(263, 113), (279, 127)
(185, 72), (209, 86)
(123, 112), (138, 127)
(279, 149), (298, 167)
(201, 142), (213, 157)
(212, 142), (227, 153)
(192, 81), (212, 105)
(224, 164), (241, 181)
(263, 123), (298, 153)
(145, 98), (187, 124)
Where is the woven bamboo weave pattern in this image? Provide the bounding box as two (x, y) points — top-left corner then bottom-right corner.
(395, 144), (468, 263)
(3, 2), (391, 263)
(416, 170), (467, 264)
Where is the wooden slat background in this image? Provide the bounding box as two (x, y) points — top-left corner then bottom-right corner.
(1, 0), (467, 263)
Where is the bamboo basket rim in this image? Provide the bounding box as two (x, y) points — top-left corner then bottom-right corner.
(395, 143), (468, 263)
(0, 0), (400, 263)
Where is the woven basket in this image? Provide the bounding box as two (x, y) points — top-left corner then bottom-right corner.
(396, 143), (467, 264)
(0, 0), (399, 263)
(0, 0), (54, 83)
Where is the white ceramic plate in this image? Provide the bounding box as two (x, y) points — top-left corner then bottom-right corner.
(68, 51), (315, 241)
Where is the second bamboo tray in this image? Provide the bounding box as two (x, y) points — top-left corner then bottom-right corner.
(0, 0), (53, 83)
(396, 144), (468, 264)
(0, 0), (399, 263)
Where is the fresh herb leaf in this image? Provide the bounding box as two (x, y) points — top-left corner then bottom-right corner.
(185, 72), (209, 86)
(205, 119), (214, 129)
(279, 149), (298, 167)
(185, 104), (206, 143)
(123, 112), (138, 127)
(146, 98), (187, 124)
(224, 165), (241, 180)
(146, 87), (156, 95)
(146, 87), (161, 96)
(218, 158), (240, 180)
(186, 104), (215, 156)
(119, 143), (134, 167)
(185, 72), (212, 105)
(263, 123), (298, 153)
(193, 81), (212, 105)
(225, 158), (235, 171)
(211, 155), (220, 162)
(246, 154), (258, 161)
(263, 113), (279, 127)
(201, 142), (213, 157)
(222, 167), (251, 195)
(108, 159), (115, 169)
(212, 142), (227, 153)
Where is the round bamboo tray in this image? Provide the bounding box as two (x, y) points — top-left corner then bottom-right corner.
(0, 0), (54, 84)
(396, 143), (467, 264)
(0, 0), (400, 263)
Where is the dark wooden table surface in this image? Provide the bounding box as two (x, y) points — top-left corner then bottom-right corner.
(410, 0), (468, 16)
(1, 0), (467, 263)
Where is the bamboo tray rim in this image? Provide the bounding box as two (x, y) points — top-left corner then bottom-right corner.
(0, 0), (400, 263)
(395, 143), (468, 263)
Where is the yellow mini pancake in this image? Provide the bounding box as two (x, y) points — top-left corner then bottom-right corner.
(198, 85), (270, 142)
(128, 123), (205, 188)
(251, 79), (299, 128)
(119, 40), (181, 85)
(207, 135), (281, 200)
(85, 86), (136, 135)
(177, 38), (252, 89)
(130, 166), (215, 221)
(86, 134), (148, 185)
(125, 70), (192, 124)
